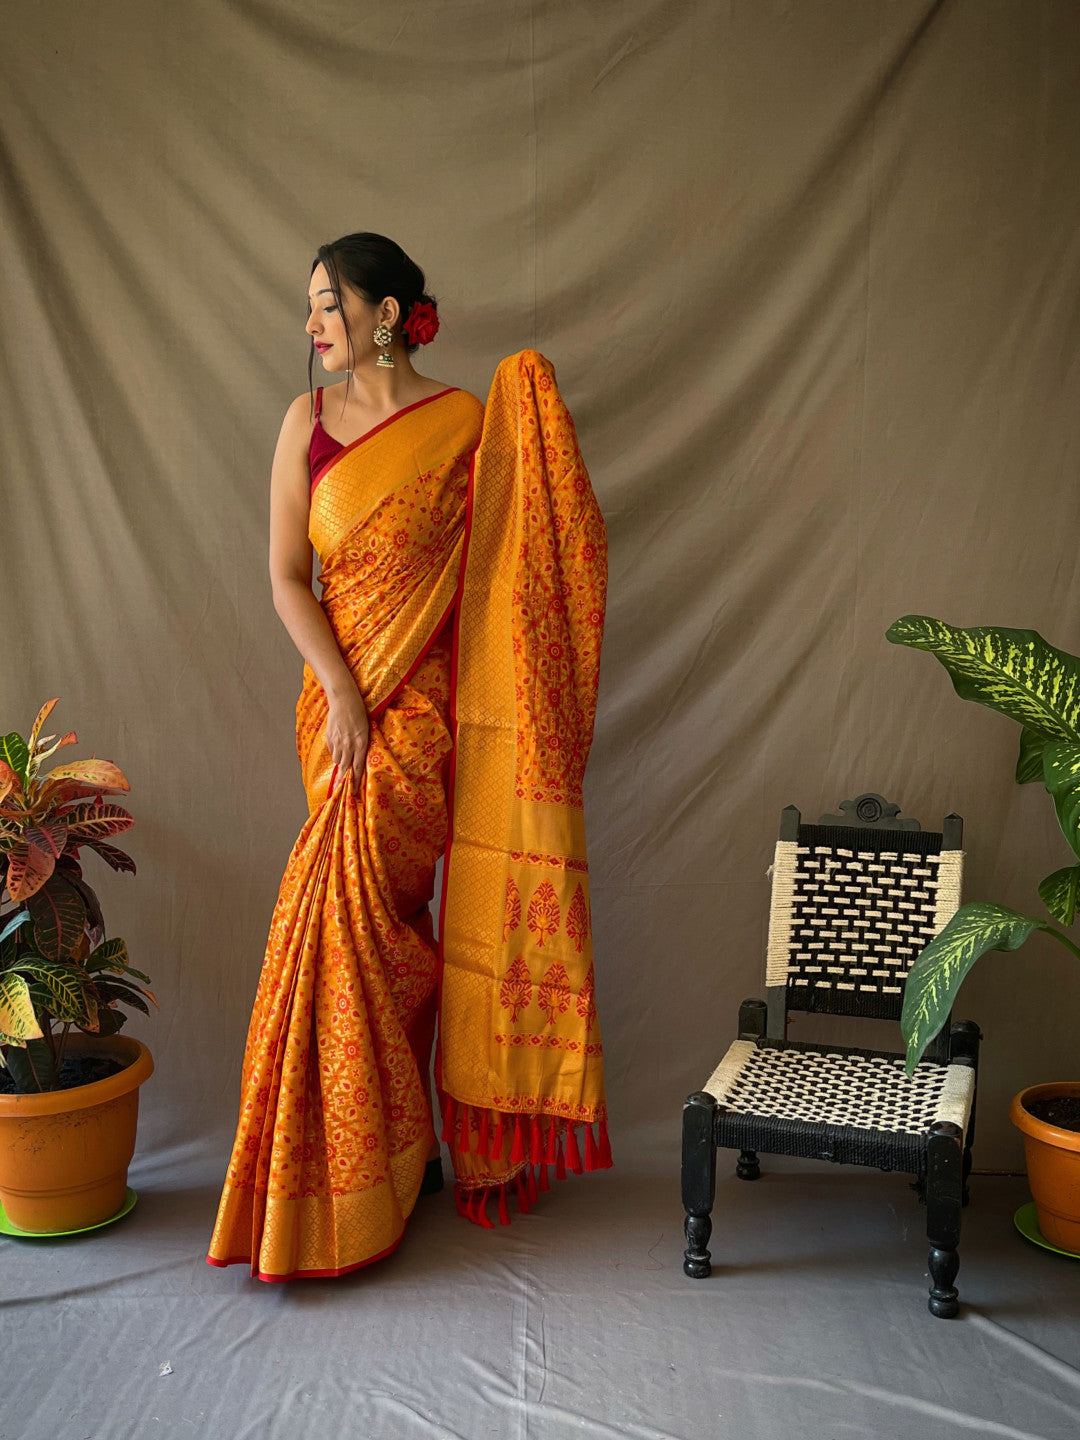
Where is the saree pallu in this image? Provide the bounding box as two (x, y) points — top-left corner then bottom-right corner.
(207, 352), (608, 1279)
(437, 352), (610, 1225)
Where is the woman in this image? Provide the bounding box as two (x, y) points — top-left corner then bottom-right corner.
(207, 233), (609, 1281)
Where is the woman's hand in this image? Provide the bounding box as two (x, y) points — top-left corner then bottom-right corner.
(325, 684), (370, 789)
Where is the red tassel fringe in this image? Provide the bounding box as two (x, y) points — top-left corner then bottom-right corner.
(444, 1102), (613, 1231)
(510, 1113), (525, 1164)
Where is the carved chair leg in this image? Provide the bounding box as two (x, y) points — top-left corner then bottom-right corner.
(736, 1149), (760, 1180)
(682, 1091), (717, 1278)
(926, 1121), (964, 1319)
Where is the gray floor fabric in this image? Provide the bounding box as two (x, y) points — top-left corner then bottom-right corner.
(2, 1135), (1077, 1440)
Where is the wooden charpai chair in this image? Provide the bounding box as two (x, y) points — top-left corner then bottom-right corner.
(681, 794), (982, 1318)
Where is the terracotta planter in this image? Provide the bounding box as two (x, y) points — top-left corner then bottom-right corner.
(1010, 1081), (1080, 1254)
(0, 1034), (153, 1233)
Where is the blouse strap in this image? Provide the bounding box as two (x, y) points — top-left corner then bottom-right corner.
(314, 385), (323, 420)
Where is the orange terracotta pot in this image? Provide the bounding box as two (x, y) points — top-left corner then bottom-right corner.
(1010, 1081), (1080, 1254)
(0, 1034), (153, 1233)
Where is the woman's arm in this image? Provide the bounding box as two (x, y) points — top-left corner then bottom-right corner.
(268, 395), (369, 784)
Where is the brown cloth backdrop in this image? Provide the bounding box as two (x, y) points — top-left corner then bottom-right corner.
(2, 0), (1078, 1169)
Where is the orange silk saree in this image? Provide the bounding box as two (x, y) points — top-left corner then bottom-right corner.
(207, 351), (608, 1280)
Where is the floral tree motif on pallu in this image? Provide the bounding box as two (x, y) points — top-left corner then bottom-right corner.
(576, 962), (597, 1031)
(526, 881), (560, 947)
(499, 954), (532, 1023)
(538, 961), (572, 1027)
(565, 883), (589, 953)
(503, 876), (521, 941)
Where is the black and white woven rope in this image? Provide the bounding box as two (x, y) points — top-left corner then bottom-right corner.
(766, 835), (963, 1003)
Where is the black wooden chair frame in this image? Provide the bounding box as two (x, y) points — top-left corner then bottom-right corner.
(681, 795), (982, 1318)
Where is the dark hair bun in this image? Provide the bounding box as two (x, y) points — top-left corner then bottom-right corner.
(313, 234), (436, 354)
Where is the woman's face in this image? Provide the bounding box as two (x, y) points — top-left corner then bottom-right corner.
(306, 262), (397, 373)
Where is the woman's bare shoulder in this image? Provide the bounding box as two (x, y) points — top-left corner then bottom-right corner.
(282, 388), (320, 424)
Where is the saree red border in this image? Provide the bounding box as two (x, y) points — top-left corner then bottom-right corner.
(435, 451), (476, 952)
(205, 1233), (404, 1281)
(430, 443), (476, 1109)
(310, 387), (461, 493)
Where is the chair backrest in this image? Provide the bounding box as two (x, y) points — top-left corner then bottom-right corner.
(764, 795), (963, 1054)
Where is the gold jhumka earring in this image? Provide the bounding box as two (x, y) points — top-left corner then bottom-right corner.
(373, 323), (395, 368)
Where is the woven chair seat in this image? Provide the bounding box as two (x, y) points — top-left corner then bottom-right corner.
(702, 1039), (974, 1170)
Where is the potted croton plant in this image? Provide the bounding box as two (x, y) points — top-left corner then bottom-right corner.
(887, 617), (1080, 1254)
(0, 698), (155, 1234)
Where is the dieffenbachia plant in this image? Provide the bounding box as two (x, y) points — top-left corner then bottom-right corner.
(0, 699), (155, 1093)
(886, 617), (1080, 1074)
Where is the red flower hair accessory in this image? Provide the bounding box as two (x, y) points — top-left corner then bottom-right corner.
(403, 299), (440, 346)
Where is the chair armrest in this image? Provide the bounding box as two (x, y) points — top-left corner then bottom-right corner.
(949, 1019), (982, 1067)
(738, 998), (768, 1041)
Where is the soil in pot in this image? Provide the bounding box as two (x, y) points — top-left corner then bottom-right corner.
(0, 1054), (126, 1096)
(1025, 1095), (1080, 1133)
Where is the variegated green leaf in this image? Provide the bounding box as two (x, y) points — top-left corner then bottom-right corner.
(0, 971), (44, 1042)
(97, 982), (151, 1017)
(886, 617), (1080, 740)
(1016, 726), (1049, 784)
(73, 985), (100, 1034)
(85, 937), (129, 974)
(901, 902), (1045, 1073)
(0, 733), (31, 786)
(15, 957), (93, 1025)
(1038, 865), (1080, 927)
(1043, 739), (1080, 861)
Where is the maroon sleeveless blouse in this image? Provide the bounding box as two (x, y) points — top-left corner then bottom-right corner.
(308, 387), (344, 490)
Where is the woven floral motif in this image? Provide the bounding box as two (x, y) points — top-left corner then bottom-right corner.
(565, 883), (589, 953)
(538, 961), (572, 1027)
(499, 954), (533, 1022)
(526, 880), (561, 947)
(503, 876), (522, 940)
(576, 962), (597, 1031)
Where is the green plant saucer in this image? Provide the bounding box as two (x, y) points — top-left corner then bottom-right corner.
(1013, 1201), (1080, 1258)
(0, 1186), (137, 1238)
